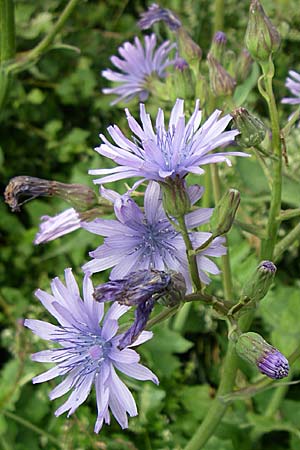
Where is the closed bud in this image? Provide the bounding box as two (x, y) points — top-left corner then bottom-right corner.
(178, 28), (202, 66)
(207, 53), (236, 97)
(4, 176), (98, 212)
(241, 260), (276, 303)
(231, 107), (266, 147)
(210, 31), (227, 62)
(236, 49), (252, 83)
(138, 3), (181, 31)
(158, 271), (186, 307)
(245, 0), (281, 62)
(210, 188), (240, 236)
(235, 332), (289, 379)
(161, 176), (191, 218)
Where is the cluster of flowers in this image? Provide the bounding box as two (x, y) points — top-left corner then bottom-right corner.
(21, 2), (296, 435)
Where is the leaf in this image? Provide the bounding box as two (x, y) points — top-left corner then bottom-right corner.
(180, 385), (212, 421)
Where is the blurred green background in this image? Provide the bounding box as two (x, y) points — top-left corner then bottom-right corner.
(1, 1), (300, 449)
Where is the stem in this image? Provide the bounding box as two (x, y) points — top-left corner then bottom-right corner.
(210, 165), (233, 300)
(213, 0), (225, 33)
(2, 410), (62, 448)
(273, 222), (300, 262)
(277, 208), (300, 222)
(184, 341), (238, 450)
(259, 60), (282, 260)
(146, 305), (179, 329)
(0, 0), (15, 62)
(7, 0), (79, 74)
(177, 216), (202, 291)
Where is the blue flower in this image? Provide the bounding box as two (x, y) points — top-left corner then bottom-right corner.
(102, 34), (175, 105)
(282, 70), (300, 105)
(34, 208), (81, 244)
(90, 99), (248, 185)
(138, 3), (182, 31)
(82, 181), (226, 290)
(24, 269), (158, 433)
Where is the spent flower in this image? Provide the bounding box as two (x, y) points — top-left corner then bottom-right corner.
(90, 98), (247, 185)
(138, 3), (181, 31)
(25, 269), (158, 433)
(82, 181), (226, 290)
(102, 34), (175, 105)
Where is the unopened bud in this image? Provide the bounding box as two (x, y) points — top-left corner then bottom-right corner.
(241, 260), (276, 303)
(235, 332), (289, 379)
(236, 49), (252, 82)
(4, 176), (98, 212)
(210, 31), (227, 62)
(231, 108), (266, 147)
(178, 28), (202, 66)
(245, 0), (281, 62)
(161, 176), (191, 218)
(207, 53), (236, 97)
(210, 189), (240, 236)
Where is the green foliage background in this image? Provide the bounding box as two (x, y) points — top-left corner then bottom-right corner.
(1, 1), (300, 449)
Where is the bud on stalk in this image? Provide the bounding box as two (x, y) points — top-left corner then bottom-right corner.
(241, 260), (276, 303)
(161, 176), (191, 219)
(210, 189), (240, 236)
(207, 53), (236, 97)
(245, 0), (281, 62)
(231, 107), (266, 148)
(235, 332), (289, 379)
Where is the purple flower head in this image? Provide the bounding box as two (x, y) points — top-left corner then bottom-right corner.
(138, 3), (182, 31)
(82, 181), (226, 291)
(282, 70), (300, 105)
(102, 34), (175, 105)
(34, 208), (81, 244)
(258, 349), (289, 380)
(24, 269), (158, 433)
(90, 99), (248, 185)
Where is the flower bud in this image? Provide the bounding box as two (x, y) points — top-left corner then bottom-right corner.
(207, 53), (236, 97)
(235, 332), (289, 379)
(178, 28), (202, 66)
(161, 176), (191, 218)
(245, 0), (281, 62)
(210, 31), (227, 62)
(210, 189), (240, 236)
(4, 176), (98, 212)
(231, 107), (266, 148)
(236, 49), (252, 83)
(241, 260), (276, 303)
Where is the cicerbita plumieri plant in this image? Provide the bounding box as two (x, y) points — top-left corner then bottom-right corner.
(3, 0), (300, 448)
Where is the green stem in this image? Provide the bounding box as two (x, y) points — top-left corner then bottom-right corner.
(213, 0), (225, 33)
(273, 222), (300, 262)
(210, 165), (233, 300)
(7, 0), (79, 74)
(177, 216), (202, 291)
(146, 305), (179, 329)
(0, 0), (15, 62)
(259, 60), (282, 260)
(2, 410), (62, 448)
(277, 208), (300, 222)
(184, 341), (238, 450)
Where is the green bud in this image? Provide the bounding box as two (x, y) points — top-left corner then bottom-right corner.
(231, 107), (266, 148)
(235, 332), (289, 379)
(210, 189), (240, 236)
(161, 177), (191, 219)
(241, 260), (276, 303)
(245, 0), (281, 62)
(209, 31), (227, 62)
(236, 49), (252, 83)
(178, 28), (202, 66)
(207, 53), (236, 97)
